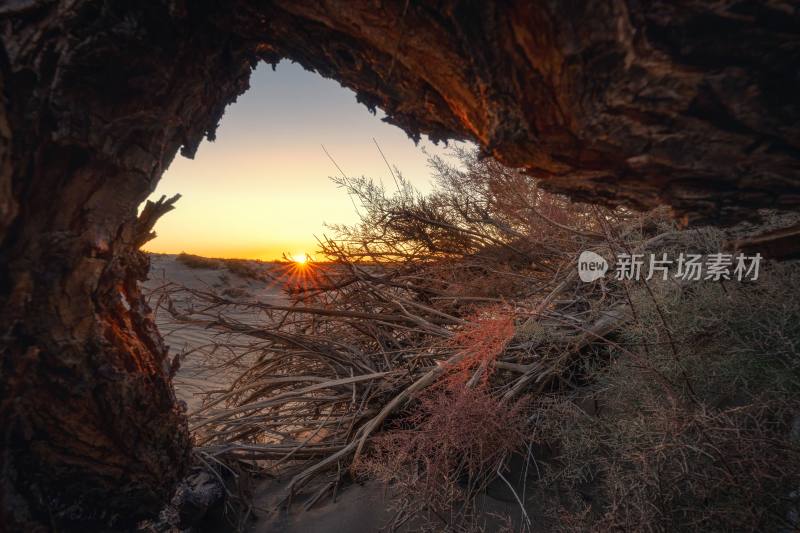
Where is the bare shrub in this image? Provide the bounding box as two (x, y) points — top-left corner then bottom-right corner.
(356, 310), (527, 531)
(177, 252), (221, 270)
(221, 287), (249, 299)
(151, 147), (631, 529)
(531, 261), (800, 532)
(359, 386), (528, 531)
(323, 145), (607, 300)
(535, 397), (800, 532)
(444, 307), (515, 385)
(151, 146), (800, 532)
(221, 258), (268, 282)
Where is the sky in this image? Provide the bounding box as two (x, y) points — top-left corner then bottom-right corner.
(143, 60), (457, 261)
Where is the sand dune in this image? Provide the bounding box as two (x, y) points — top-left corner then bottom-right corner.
(144, 253), (288, 411)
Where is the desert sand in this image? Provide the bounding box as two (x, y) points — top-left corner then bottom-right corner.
(144, 254), (287, 411)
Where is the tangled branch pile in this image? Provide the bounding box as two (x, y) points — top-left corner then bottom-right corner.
(153, 148), (800, 532)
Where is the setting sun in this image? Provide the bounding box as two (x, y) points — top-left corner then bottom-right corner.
(292, 253), (309, 264)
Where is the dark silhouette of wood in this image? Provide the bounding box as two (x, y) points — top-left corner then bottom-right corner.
(0, 4), (254, 529)
(734, 223), (800, 260)
(0, 0), (798, 529)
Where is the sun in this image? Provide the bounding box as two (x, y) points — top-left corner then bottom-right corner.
(291, 252), (309, 265)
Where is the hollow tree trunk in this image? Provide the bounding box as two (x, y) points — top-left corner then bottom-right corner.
(250, 0), (800, 224)
(0, 3), (255, 529)
(1, 0), (798, 530)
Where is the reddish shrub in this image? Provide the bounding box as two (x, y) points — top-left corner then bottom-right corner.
(359, 384), (528, 524)
(442, 306), (516, 387)
(356, 308), (526, 528)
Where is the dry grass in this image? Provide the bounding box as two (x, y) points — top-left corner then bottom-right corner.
(529, 245), (800, 532)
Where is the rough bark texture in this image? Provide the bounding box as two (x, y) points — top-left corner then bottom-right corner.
(0, 0), (798, 529)
(0, 2), (255, 529)
(250, 0), (800, 223)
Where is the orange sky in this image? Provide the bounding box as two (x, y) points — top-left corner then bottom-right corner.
(143, 60), (459, 261)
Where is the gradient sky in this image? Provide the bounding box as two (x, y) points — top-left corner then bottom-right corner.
(143, 60), (457, 260)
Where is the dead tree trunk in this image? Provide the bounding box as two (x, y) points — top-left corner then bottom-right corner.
(1, 0), (798, 529)
(0, 3), (256, 529)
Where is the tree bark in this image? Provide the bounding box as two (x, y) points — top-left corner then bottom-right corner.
(249, 0), (800, 224)
(0, 2), (255, 529)
(1, 0), (798, 529)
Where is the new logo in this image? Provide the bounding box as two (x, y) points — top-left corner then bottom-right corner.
(578, 251), (608, 282)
